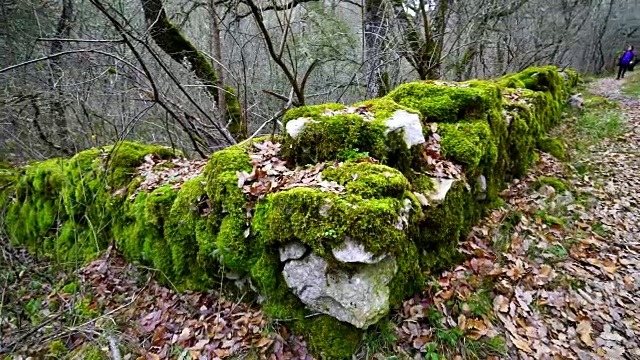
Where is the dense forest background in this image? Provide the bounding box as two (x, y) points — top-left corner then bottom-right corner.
(1, 0), (638, 161)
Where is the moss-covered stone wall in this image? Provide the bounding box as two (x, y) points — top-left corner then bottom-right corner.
(0, 66), (580, 359)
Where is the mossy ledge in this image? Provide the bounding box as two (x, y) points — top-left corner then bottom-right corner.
(0, 66), (580, 359)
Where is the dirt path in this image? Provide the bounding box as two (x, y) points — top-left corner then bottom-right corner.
(495, 77), (640, 359)
(562, 77), (640, 358)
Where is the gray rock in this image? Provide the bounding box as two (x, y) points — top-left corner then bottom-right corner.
(279, 241), (308, 262)
(556, 190), (575, 207)
(383, 110), (426, 148)
(477, 174), (487, 200)
(285, 118), (317, 138)
(283, 253), (397, 329)
(319, 199), (332, 217)
(568, 93), (584, 110)
(393, 198), (413, 231)
(225, 270), (244, 280)
(427, 178), (457, 202)
(559, 71), (569, 84)
(332, 237), (387, 264)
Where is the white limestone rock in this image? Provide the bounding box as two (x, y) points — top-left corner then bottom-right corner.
(477, 174), (487, 200)
(383, 110), (426, 148)
(285, 118), (317, 138)
(427, 178), (457, 202)
(282, 253), (397, 329)
(279, 241), (308, 262)
(568, 93), (584, 110)
(393, 198), (413, 231)
(319, 199), (332, 217)
(332, 237), (387, 264)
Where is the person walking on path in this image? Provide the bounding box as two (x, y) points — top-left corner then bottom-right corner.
(617, 45), (634, 80)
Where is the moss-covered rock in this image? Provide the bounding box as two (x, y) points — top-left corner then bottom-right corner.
(387, 80), (502, 123)
(537, 137), (566, 160)
(281, 99), (426, 177)
(438, 121), (498, 170)
(532, 176), (567, 192)
(1, 65), (581, 360)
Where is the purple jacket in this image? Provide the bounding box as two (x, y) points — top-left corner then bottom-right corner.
(621, 50), (634, 65)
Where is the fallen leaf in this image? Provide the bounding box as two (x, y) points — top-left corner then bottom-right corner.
(509, 334), (533, 354)
(577, 319), (594, 347)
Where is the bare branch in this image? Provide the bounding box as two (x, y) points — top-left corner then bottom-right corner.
(35, 38), (124, 43)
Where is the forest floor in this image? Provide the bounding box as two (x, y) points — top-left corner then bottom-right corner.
(1, 75), (639, 360)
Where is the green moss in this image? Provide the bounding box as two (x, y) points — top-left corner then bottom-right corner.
(322, 161), (409, 198)
(112, 193), (145, 263)
(53, 141), (178, 263)
(143, 185), (178, 276)
(194, 214), (220, 268)
(537, 137), (566, 160)
(61, 281), (79, 294)
(293, 315), (362, 359)
(438, 121), (497, 169)
(505, 110), (535, 178)
(497, 66), (568, 126)
(282, 103), (346, 124)
(72, 345), (108, 360)
(203, 146), (251, 217)
(496, 74), (526, 89)
(283, 114), (388, 166)
(4, 159), (66, 257)
(255, 187), (415, 258)
(74, 297), (100, 319)
(165, 176), (216, 286)
(411, 173), (435, 193)
(561, 68), (582, 90)
(224, 86), (244, 137)
(352, 98), (419, 121)
(531, 177), (566, 192)
(254, 188), (339, 255)
(249, 250), (280, 291)
(387, 80), (502, 123)
(215, 214), (250, 271)
(48, 340), (67, 358)
(282, 100), (426, 174)
(418, 181), (466, 272)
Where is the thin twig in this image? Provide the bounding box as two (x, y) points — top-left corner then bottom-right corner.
(3, 312), (64, 354)
(108, 335), (122, 360)
(0, 49), (134, 74)
(35, 37), (124, 43)
(272, 87), (295, 140)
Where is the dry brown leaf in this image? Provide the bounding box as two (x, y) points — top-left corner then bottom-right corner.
(493, 295), (509, 313)
(576, 319), (594, 347)
(255, 337), (274, 348)
(509, 334), (533, 354)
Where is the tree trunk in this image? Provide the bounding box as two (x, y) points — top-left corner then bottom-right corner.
(426, 0), (448, 79)
(140, 0), (244, 139)
(364, 0), (388, 98)
(210, 3), (227, 124)
(49, 0), (74, 154)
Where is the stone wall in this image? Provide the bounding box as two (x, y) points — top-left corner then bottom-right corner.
(0, 66), (580, 359)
